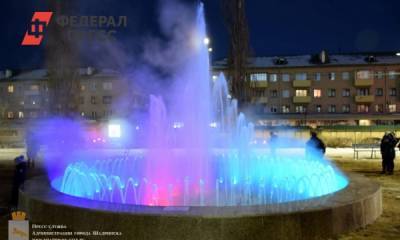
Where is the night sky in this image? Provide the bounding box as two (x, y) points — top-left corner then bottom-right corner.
(1, 0), (400, 69)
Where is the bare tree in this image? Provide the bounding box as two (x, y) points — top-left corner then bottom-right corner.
(221, 0), (251, 105)
(45, 0), (80, 117)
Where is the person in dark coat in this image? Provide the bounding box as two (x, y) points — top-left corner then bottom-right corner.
(305, 131), (326, 159)
(380, 132), (398, 175)
(26, 130), (39, 168)
(11, 155), (27, 207)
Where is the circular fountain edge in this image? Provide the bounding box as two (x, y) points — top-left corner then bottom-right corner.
(19, 173), (382, 240)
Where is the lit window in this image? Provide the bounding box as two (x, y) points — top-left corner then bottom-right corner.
(389, 71), (397, 80)
(357, 88), (369, 96)
(295, 105), (306, 113)
(269, 74), (278, 82)
(7, 112), (14, 119)
(250, 73), (267, 81)
(282, 74), (290, 82)
(81, 112), (85, 117)
(81, 84), (86, 91)
(103, 82), (113, 90)
(30, 84), (39, 91)
(295, 73), (307, 81)
(7, 85), (14, 93)
(329, 72), (336, 80)
(375, 104), (383, 113)
(295, 90), (308, 97)
(376, 71), (384, 79)
(389, 104), (397, 113)
(18, 111), (24, 119)
(313, 89), (321, 98)
(270, 90), (278, 97)
(282, 105), (290, 113)
(342, 72), (350, 80)
(357, 104), (369, 113)
(357, 71), (371, 80)
(282, 90), (290, 98)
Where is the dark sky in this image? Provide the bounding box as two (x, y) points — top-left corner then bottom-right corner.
(1, 0), (400, 69)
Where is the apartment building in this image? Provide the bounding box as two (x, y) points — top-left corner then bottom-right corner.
(214, 51), (400, 127)
(0, 68), (146, 121)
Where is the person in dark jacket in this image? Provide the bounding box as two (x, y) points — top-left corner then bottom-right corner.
(305, 131), (326, 159)
(11, 155), (27, 207)
(380, 132), (399, 175)
(269, 132), (278, 158)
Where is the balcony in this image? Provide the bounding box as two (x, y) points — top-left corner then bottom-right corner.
(293, 80), (311, 88)
(293, 96), (311, 103)
(251, 97), (268, 104)
(355, 95), (375, 103)
(251, 81), (268, 88)
(354, 78), (373, 87)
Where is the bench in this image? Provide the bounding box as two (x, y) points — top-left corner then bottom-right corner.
(352, 144), (380, 160)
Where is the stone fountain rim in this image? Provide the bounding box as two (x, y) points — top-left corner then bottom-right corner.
(20, 172), (379, 218)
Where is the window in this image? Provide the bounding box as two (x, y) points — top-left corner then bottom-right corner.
(357, 104), (369, 113)
(342, 72), (350, 80)
(282, 90), (290, 98)
(375, 88), (383, 96)
(270, 90), (278, 97)
(30, 111), (38, 118)
(389, 104), (397, 113)
(103, 96), (112, 104)
(316, 105), (322, 113)
(375, 104), (384, 113)
(389, 71), (397, 80)
(91, 96), (97, 104)
(79, 96), (84, 104)
(295, 105), (307, 113)
(357, 71), (371, 80)
(255, 89), (265, 97)
(342, 105), (350, 113)
(328, 89), (336, 97)
(7, 85), (14, 93)
(90, 82), (97, 91)
(80, 112), (85, 117)
(103, 82), (113, 90)
(295, 73), (307, 81)
(81, 84), (86, 91)
(18, 111), (24, 119)
(313, 89), (322, 98)
(282, 105), (290, 113)
(390, 88), (397, 96)
(282, 74), (290, 82)
(295, 90), (308, 97)
(328, 105), (336, 113)
(250, 73), (267, 81)
(269, 74), (278, 82)
(329, 72), (336, 80)
(270, 106), (278, 113)
(30, 84), (39, 91)
(376, 71), (384, 79)
(357, 88), (369, 96)
(315, 73), (321, 81)
(7, 112), (14, 119)
(91, 111), (97, 119)
(342, 89), (350, 97)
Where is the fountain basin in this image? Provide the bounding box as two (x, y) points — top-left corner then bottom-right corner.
(19, 173), (381, 240)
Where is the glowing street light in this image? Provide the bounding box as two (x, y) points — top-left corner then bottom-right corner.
(108, 124), (121, 138)
(203, 37), (210, 45)
(396, 52), (400, 56)
(208, 47), (213, 52)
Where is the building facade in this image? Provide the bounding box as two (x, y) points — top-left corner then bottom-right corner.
(214, 52), (400, 127)
(0, 68), (146, 122)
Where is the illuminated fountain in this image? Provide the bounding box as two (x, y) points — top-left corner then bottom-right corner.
(20, 3), (381, 240)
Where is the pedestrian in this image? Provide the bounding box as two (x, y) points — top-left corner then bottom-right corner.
(380, 132), (398, 175)
(11, 155), (27, 208)
(269, 132), (278, 158)
(305, 131), (326, 159)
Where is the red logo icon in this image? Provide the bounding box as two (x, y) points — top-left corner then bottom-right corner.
(21, 12), (53, 46)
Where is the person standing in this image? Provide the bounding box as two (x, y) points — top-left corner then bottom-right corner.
(380, 132), (398, 175)
(11, 155), (27, 207)
(269, 132), (278, 159)
(305, 131), (326, 159)
(26, 130), (39, 168)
